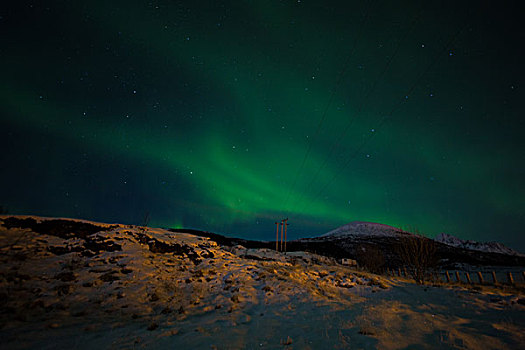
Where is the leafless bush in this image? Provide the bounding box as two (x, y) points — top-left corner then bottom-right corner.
(396, 231), (437, 284)
(356, 244), (385, 274)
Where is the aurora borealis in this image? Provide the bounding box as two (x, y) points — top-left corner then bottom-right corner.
(1, 1), (524, 250)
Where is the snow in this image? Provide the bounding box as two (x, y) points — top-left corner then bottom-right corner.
(435, 233), (524, 257)
(321, 221), (410, 238)
(1, 215), (524, 349)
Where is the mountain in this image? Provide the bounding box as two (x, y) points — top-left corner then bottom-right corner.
(292, 221), (525, 268)
(321, 221), (411, 238)
(170, 222), (524, 267)
(435, 233), (524, 257)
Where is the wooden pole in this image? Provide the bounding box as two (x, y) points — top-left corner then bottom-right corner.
(280, 220), (284, 252)
(445, 271), (451, 283)
(491, 271), (498, 284)
(507, 272), (514, 285)
(284, 220), (289, 253)
(455, 271), (461, 283)
(275, 222), (280, 251)
(283, 218), (288, 252)
(476, 271), (484, 284)
(465, 272), (472, 284)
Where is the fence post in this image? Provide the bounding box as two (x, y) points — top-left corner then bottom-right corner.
(403, 267), (408, 277)
(398, 268), (401, 277)
(476, 271), (484, 284)
(455, 271), (461, 283)
(491, 271), (498, 284)
(507, 272), (514, 285)
(465, 272), (472, 284)
(445, 271), (451, 283)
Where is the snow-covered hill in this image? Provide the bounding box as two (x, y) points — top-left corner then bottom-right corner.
(1, 215), (524, 348)
(321, 221), (411, 238)
(435, 233), (524, 257)
(0, 215), (388, 348)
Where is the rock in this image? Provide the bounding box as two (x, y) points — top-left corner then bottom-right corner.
(161, 307), (172, 314)
(54, 284), (71, 296)
(149, 293), (159, 302)
(262, 285), (273, 292)
(54, 272), (76, 282)
(100, 272), (120, 282)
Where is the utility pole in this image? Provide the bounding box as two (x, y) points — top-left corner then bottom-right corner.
(274, 222), (280, 251)
(283, 219), (289, 253)
(280, 220), (284, 251)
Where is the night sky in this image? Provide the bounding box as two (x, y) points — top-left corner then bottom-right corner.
(1, 1), (524, 250)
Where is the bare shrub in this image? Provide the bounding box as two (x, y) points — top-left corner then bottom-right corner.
(356, 244), (385, 274)
(396, 231), (437, 284)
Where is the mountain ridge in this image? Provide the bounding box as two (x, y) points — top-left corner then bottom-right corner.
(435, 232), (524, 257)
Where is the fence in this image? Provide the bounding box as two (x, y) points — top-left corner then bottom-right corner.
(385, 268), (525, 286)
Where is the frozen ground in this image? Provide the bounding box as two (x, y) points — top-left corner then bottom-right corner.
(0, 216), (524, 349)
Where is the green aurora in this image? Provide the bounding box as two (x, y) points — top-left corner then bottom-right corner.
(1, 1), (524, 250)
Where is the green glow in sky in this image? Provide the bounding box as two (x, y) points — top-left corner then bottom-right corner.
(1, 1), (524, 250)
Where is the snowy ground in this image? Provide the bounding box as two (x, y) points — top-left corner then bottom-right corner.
(0, 216), (524, 349)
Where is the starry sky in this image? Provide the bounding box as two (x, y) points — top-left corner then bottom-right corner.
(1, 1), (524, 250)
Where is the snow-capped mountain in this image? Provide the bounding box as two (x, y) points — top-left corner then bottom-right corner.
(321, 221), (411, 238)
(435, 233), (524, 257)
(307, 222), (525, 267)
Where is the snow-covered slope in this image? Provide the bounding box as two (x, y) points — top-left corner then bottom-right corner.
(435, 233), (524, 257)
(0, 215), (391, 348)
(322, 221), (410, 238)
(1, 216), (524, 349)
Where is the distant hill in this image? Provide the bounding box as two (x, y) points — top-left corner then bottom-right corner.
(1, 214), (524, 270)
(172, 222), (525, 268)
(294, 222), (525, 268)
(435, 232), (524, 257)
(321, 221), (411, 238)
